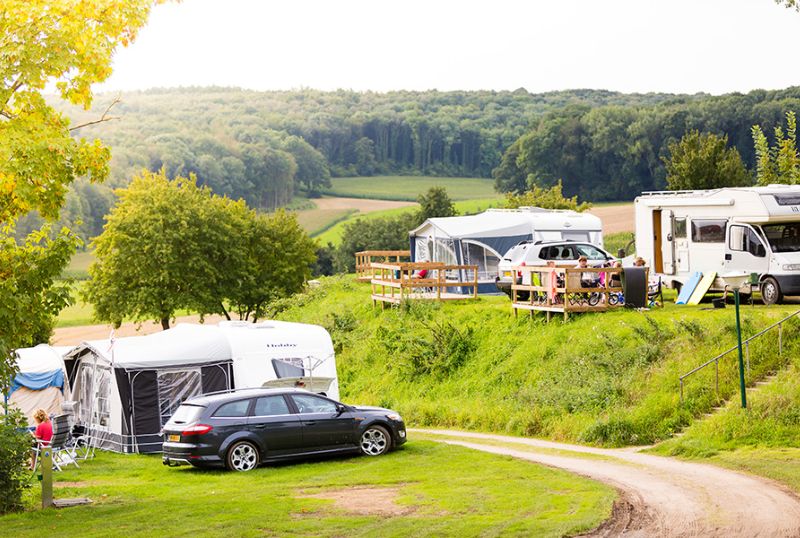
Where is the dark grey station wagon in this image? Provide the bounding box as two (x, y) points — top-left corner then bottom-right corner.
(161, 388), (406, 471)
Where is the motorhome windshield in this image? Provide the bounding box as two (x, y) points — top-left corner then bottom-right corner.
(761, 223), (800, 253)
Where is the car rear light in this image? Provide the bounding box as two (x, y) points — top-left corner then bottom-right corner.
(181, 424), (213, 436)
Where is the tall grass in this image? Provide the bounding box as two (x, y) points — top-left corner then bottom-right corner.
(273, 276), (800, 447)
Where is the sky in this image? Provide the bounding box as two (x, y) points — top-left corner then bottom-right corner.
(97, 0), (800, 95)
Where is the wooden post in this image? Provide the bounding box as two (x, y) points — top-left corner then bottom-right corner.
(41, 447), (53, 509)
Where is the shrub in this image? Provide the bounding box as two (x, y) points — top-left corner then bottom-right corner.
(0, 409), (33, 514)
(405, 321), (477, 378)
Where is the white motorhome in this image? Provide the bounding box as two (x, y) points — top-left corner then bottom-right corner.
(634, 185), (800, 304)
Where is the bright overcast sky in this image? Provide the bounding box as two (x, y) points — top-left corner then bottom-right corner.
(98, 0), (800, 95)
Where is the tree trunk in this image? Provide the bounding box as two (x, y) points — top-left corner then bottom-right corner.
(220, 302), (231, 321)
(160, 317), (170, 330)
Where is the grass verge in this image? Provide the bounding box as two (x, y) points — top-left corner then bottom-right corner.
(2, 442), (615, 537)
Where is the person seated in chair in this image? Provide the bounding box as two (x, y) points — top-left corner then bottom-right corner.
(30, 408), (53, 469)
(575, 256), (599, 288)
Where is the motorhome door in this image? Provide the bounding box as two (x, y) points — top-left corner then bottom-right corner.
(661, 210), (676, 275)
(725, 224), (769, 277)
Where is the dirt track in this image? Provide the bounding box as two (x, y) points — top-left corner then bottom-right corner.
(588, 204), (634, 234)
(52, 314), (226, 346)
(415, 429), (800, 537)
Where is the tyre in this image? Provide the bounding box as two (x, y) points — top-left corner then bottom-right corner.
(588, 292), (601, 306)
(761, 277), (782, 305)
(226, 441), (260, 472)
(360, 425), (391, 456)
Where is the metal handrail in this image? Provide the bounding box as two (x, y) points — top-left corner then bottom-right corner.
(679, 309), (799, 402)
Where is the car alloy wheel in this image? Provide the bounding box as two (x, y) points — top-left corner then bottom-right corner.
(360, 426), (390, 456)
(227, 441), (259, 471)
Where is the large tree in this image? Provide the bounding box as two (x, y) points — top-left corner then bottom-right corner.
(752, 111), (800, 185)
(663, 130), (752, 190)
(85, 170), (317, 328)
(0, 0), (163, 388)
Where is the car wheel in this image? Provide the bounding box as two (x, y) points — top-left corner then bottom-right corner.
(360, 425), (391, 456)
(226, 441), (260, 472)
(761, 277), (782, 305)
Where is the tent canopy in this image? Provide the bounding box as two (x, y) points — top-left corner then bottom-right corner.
(66, 323), (232, 369)
(410, 208), (603, 240)
(10, 344), (69, 395)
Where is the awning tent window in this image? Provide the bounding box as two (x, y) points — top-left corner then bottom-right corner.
(461, 241), (501, 281)
(157, 369), (202, 427)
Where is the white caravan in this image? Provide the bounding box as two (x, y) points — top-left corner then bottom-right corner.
(634, 185), (800, 303)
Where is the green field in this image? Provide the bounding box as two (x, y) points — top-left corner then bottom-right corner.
(314, 197), (503, 245)
(296, 208), (356, 236)
(324, 176), (497, 201)
(2, 442), (614, 537)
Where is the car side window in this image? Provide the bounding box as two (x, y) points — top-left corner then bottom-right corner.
(253, 395), (291, 416)
(213, 399), (251, 418)
(291, 394), (338, 414)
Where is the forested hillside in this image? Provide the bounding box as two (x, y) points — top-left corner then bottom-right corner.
(34, 86), (800, 244)
(495, 87), (800, 200)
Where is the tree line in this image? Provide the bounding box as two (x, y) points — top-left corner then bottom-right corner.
(493, 88), (800, 200)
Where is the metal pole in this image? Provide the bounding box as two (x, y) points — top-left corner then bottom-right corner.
(735, 289), (747, 409)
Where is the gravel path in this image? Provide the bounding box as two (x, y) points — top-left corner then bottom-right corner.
(414, 429), (800, 537)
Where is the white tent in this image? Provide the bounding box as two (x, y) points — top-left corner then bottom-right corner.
(4, 345), (71, 426)
(64, 321), (337, 454)
(410, 208), (603, 292)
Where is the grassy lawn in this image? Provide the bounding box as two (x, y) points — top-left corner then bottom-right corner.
(324, 176), (496, 201)
(2, 442), (615, 537)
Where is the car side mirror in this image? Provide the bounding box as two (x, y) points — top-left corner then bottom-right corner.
(756, 244), (766, 258)
(335, 403), (346, 415)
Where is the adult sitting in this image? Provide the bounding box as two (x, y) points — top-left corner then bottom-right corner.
(33, 408), (53, 446)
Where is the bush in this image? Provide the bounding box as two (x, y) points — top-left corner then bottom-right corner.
(405, 321), (477, 378)
(0, 409), (33, 514)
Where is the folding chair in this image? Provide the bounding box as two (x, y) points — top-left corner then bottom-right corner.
(647, 276), (663, 308)
(32, 415), (80, 472)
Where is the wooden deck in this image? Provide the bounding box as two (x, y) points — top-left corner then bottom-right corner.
(369, 262), (478, 306)
(355, 250), (410, 282)
(511, 266), (629, 321)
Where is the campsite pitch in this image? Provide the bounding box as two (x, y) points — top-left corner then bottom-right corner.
(2, 442), (614, 538)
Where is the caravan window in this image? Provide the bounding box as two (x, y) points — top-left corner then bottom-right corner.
(691, 219), (726, 243)
(674, 218), (687, 239)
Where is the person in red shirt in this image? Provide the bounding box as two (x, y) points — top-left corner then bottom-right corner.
(33, 409), (53, 445)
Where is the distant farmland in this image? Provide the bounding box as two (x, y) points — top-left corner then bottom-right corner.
(324, 176), (496, 201)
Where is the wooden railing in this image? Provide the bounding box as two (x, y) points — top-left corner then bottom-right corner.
(355, 250), (411, 282)
(370, 262), (478, 306)
(511, 266), (628, 321)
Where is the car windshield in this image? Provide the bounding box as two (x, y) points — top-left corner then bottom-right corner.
(167, 404), (204, 425)
(575, 244), (609, 261)
(761, 222), (800, 253)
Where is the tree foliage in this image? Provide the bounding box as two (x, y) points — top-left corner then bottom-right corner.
(751, 111), (800, 185)
(502, 180), (591, 211)
(0, 409), (32, 514)
(417, 186), (457, 221)
(84, 170), (316, 329)
(663, 130), (752, 190)
(493, 88), (800, 200)
(0, 0), (162, 385)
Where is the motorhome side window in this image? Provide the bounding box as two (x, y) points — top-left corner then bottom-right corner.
(728, 225), (766, 257)
(691, 219), (726, 243)
(674, 218), (687, 239)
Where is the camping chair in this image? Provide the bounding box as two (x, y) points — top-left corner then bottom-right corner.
(647, 276), (663, 308)
(32, 415), (80, 472)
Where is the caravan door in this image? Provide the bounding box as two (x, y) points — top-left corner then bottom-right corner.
(725, 224), (769, 277)
(661, 210), (676, 275)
